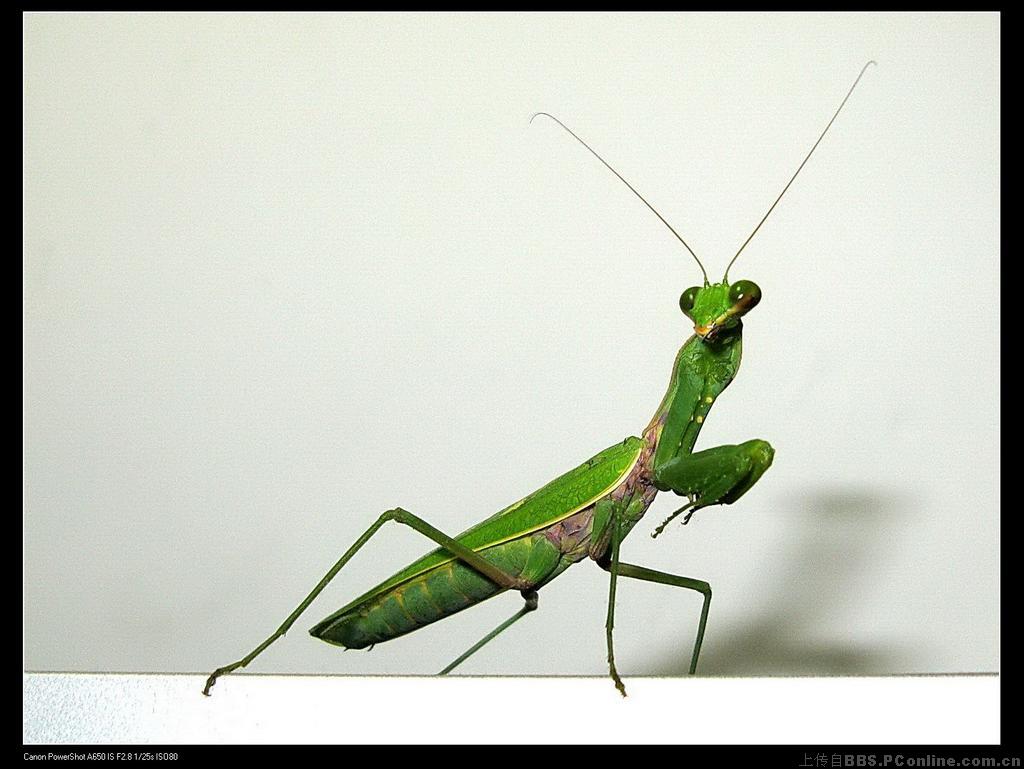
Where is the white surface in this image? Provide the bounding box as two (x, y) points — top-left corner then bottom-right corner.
(24, 13), (999, 678)
(23, 673), (1000, 744)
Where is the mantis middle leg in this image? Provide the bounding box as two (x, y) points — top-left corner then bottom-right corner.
(600, 561), (711, 675)
(601, 541), (712, 693)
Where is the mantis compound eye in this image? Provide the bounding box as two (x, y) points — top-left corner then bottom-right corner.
(728, 280), (761, 311)
(679, 286), (701, 317)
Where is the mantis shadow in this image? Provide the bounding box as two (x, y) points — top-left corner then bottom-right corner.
(650, 487), (915, 677)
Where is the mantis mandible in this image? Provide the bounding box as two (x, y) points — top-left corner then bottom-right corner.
(205, 62), (874, 697)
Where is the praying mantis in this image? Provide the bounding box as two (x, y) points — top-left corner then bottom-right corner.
(205, 62), (874, 697)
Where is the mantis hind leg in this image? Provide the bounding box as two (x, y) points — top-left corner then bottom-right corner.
(438, 589), (539, 675)
(203, 507), (530, 695)
(652, 439), (774, 535)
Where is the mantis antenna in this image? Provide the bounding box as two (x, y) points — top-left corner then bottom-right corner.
(531, 111), (710, 286)
(723, 60), (877, 282)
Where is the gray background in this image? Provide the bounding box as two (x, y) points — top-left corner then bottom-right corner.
(24, 12), (999, 677)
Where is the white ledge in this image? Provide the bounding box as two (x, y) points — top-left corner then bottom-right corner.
(23, 672), (999, 745)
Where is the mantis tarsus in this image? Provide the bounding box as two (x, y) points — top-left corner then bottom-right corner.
(205, 62), (874, 697)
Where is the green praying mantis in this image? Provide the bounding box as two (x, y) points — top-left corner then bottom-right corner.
(204, 62), (874, 697)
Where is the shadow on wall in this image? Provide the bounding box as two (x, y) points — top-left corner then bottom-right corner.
(651, 487), (916, 677)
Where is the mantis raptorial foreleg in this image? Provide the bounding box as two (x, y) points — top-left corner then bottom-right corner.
(652, 439), (775, 535)
(438, 590), (539, 675)
(203, 506), (528, 695)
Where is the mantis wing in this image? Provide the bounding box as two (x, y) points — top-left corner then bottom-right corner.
(326, 436), (644, 615)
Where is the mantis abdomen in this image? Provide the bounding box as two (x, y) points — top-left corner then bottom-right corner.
(311, 529), (569, 648)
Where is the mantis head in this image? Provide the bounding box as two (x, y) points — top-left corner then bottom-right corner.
(679, 280), (762, 342)
(532, 63), (874, 348)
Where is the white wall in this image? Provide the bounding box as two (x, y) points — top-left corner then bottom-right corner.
(24, 12), (999, 679)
